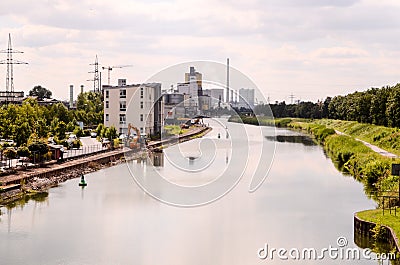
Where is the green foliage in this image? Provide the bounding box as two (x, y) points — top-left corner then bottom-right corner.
(254, 83), (400, 130)
(28, 85), (52, 100)
(28, 141), (49, 156)
(17, 145), (31, 158)
(113, 138), (120, 147)
(3, 148), (17, 159)
(71, 140), (81, 149)
(96, 124), (105, 138)
(66, 121), (76, 132)
(104, 126), (117, 140)
(73, 127), (84, 138)
(76, 92), (104, 126)
(164, 125), (183, 136)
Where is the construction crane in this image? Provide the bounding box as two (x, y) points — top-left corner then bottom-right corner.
(102, 65), (132, 85)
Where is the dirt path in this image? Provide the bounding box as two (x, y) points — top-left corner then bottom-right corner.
(334, 130), (398, 158)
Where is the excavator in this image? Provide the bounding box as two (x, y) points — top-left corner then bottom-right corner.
(127, 123), (141, 149)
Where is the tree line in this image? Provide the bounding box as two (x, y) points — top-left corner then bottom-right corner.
(0, 88), (109, 165)
(254, 83), (400, 127)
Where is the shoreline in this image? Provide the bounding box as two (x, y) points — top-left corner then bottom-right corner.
(0, 126), (212, 206)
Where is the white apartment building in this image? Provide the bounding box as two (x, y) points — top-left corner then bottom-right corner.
(103, 79), (163, 136)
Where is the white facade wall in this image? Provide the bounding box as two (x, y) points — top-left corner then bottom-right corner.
(104, 83), (163, 136)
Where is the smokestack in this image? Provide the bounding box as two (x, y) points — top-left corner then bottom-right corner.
(80, 85), (84, 94)
(69, 85), (74, 108)
(226, 58), (229, 103)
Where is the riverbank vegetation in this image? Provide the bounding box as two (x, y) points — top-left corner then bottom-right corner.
(229, 115), (400, 199)
(255, 83), (400, 128)
(357, 209), (400, 247)
(0, 89), (117, 164)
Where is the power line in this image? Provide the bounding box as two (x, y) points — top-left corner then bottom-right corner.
(0, 33), (28, 104)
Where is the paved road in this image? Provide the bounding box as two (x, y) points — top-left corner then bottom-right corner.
(334, 130), (398, 158)
(80, 136), (102, 147)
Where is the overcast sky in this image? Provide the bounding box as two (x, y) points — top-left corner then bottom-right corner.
(0, 0), (400, 102)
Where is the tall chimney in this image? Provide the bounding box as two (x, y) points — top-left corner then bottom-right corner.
(69, 85), (74, 108)
(226, 58), (230, 103)
(80, 85), (84, 94)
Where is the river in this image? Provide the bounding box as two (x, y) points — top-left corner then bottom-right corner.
(0, 118), (379, 264)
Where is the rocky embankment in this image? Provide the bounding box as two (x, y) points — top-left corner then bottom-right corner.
(0, 159), (124, 204)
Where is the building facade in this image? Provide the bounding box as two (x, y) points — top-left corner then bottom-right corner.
(238, 88), (255, 109)
(103, 80), (163, 136)
(203, 88), (224, 109)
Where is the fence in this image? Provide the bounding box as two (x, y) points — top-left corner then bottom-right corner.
(62, 144), (109, 160)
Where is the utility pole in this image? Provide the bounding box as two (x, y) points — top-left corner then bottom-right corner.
(0, 33), (28, 104)
(289, 93), (295, 104)
(88, 55), (101, 93)
(226, 58), (229, 103)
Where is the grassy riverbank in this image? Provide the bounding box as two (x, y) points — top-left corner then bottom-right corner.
(357, 209), (400, 244)
(229, 115), (400, 194)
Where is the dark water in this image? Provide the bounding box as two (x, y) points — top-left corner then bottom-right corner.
(0, 120), (381, 264)
(265, 134), (317, 146)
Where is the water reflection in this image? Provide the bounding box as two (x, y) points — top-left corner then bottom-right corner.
(0, 120), (379, 265)
(147, 150), (164, 167)
(265, 134), (317, 146)
(354, 228), (399, 264)
(4, 192), (48, 210)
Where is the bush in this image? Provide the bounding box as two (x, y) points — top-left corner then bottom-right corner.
(83, 129), (91, 137)
(73, 127), (84, 138)
(72, 140), (81, 149)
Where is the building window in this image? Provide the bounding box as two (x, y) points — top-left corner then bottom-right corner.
(120, 101), (126, 111)
(140, 114), (143, 122)
(140, 101), (143, 109)
(140, 87), (143, 99)
(140, 127), (143, 133)
(119, 114), (126, 125)
(105, 90), (109, 98)
(120, 89), (126, 98)
(105, 114), (109, 121)
(105, 101), (109, 108)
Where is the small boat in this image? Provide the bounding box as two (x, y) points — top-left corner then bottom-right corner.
(79, 175), (87, 187)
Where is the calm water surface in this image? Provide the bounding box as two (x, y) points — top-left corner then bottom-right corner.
(0, 119), (378, 264)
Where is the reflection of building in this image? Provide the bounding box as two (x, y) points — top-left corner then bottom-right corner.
(238, 88), (255, 109)
(148, 151), (164, 167)
(103, 79), (163, 136)
(203, 89), (224, 109)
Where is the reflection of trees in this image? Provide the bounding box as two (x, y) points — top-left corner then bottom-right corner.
(265, 135), (317, 146)
(5, 192), (49, 210)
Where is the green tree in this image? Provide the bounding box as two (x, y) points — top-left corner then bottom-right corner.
(96, 124), (105, 138)
(29, 85), (52, 100)
(17, 145), (31, 158)
(386, 86), (400, 128)
(104, 126), (117, 140)
(28, 141), (49, 163)
(14, 121), (31, 146)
